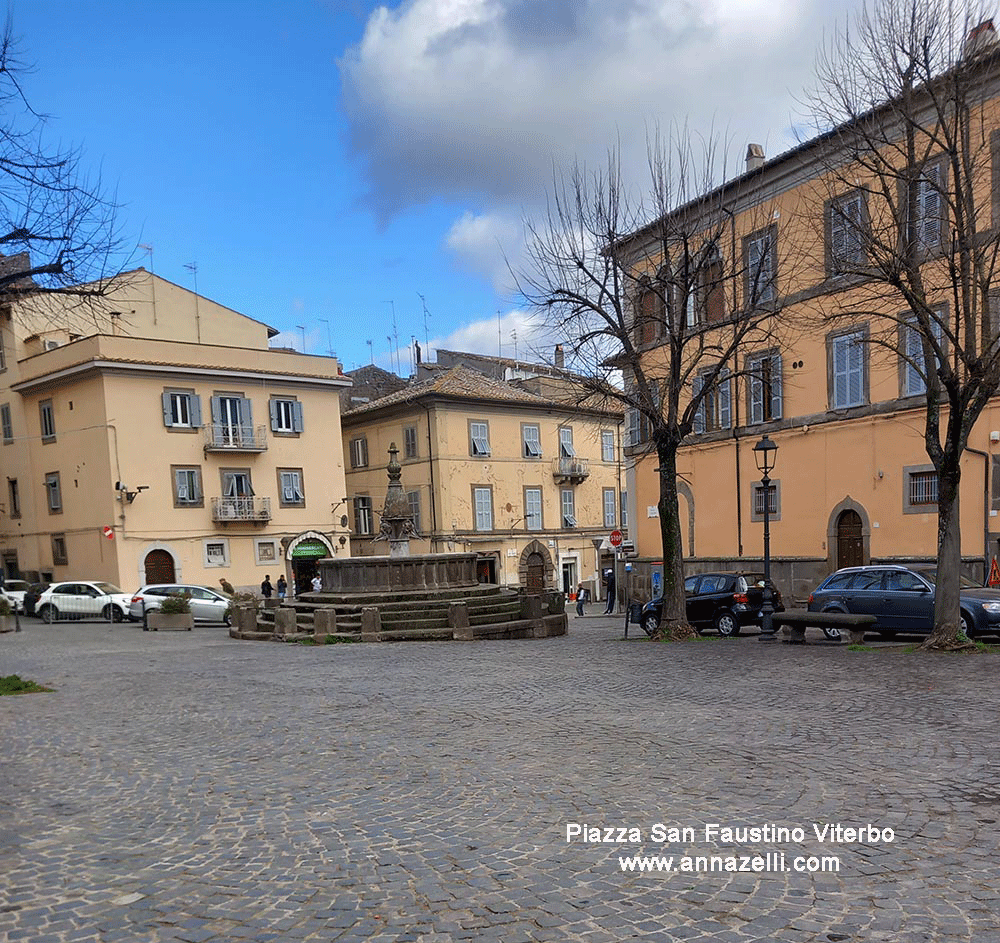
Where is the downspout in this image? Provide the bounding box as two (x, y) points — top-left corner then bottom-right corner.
(723, 203), (743, 557)
(421, 402), (438, 547)
(966, 445), (990, 580)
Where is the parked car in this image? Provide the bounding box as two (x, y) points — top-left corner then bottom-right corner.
(640, 572), (785, 636)
(0, 579), (32, 613)
(129, 584), (232, 624)
(807, 564), (1000, 638)
(22, 583), (50, 617)
(35, 581), (133, 623)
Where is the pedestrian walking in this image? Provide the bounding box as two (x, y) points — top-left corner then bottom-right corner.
(604, 570), (616, 614)
(260, 575), (274, 598)
(311, 574), (322, 593)
(276, 575), (287, 600)
(219, 578), (235, 596)
(575, 583), (588, 617)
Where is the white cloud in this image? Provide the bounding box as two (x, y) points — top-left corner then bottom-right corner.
(427, 307), (551, 362)
(444, 210), (523, 292)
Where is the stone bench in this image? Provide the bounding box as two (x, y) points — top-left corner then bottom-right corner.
(771, 609), (877, 644)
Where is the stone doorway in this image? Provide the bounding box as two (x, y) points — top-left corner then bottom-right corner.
(144, 549), (176, 584)
(526, 553), (545, 594)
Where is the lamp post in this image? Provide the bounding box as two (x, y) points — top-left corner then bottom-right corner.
(752, 435), (779, 641)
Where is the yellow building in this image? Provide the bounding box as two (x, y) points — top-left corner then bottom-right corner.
(341, 361), (625, 598)
(0, 269), (352, 593)
(623, 36), (1000, 603)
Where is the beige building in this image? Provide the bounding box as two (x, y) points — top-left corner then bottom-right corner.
(622, 30), (1000, 601)
(0, 269), (352, 592)
(341, 361), (625, 597)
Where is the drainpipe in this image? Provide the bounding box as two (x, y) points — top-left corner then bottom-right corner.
(722, 203), (743, 558)
(421, 402), (439, 547)
(966, 445), (990, 580)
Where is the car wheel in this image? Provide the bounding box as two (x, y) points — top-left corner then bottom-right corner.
(39, 605), (56, 624)
(102, 604), (124, 623)
(223, 612), (231, 627)
(960, 611), (975, 638)
(821, 626), (842, 640)
(641, 613), (659, 637)
(715, 611), (739, 637)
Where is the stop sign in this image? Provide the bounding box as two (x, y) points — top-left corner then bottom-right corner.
(609, 529), (623, 547)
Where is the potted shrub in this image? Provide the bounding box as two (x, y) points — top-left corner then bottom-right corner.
(148, 593), (194, 631)
(0, 596), (14, 633)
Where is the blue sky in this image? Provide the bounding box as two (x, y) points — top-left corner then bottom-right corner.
(10, 0), (860, 373)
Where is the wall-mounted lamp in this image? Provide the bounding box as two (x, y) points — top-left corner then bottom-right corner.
(115, 481), (149, 504)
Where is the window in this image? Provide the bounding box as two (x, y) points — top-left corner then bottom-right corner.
(354, 496), (373, 535)
(404, 425), (418, 459)
(561, 489), (576, 528)
(522, 424), (541, 458)
(473, 486), (493, 531)
(407, 490), (421, 531)
(209, 394), (253, 446)
(751, 480), (781, 521)
(162, 390), (202, 429)
(470, 421), (491, 456)
(634, 280), (661, 346)
(278, 469), (305, 506)
(44, 472), (61, 512)
(8, 478), (20, 518)
(220, 469), (253, 517)
(559, 427), (575, 457)
(603, 488), (617, 527)
(745, 226), (776, 305)
(904, 466), (938, 513)
(901, 310), (945, 397)
(747, 352), (782, 424)
(172, 466), (203, 507)
(269, 398), (303, 434)
(911, 161), (945, 253)
(830, 330), (867, 409)
(1, 403), (11, 443)
(255, 539), (278, 564)
(40, 400), (55, 440)
(51, 534), (68, 566)
(627, 384), (659, 447)
(524, 487), (542, 530)
(620, 490), (628, 528)
(601, 430), (615, 463)
(828, 191), (867, 275)
(204, 540), (230, 567)
(350, 437), (369, 468)
(693, 368), (731, 433)
(701, 247), (726, 324)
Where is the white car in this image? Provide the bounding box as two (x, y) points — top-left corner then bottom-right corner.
(129, 584), (232, 624)
(36, 581), (133, 623)
(1, 579), (31, 613)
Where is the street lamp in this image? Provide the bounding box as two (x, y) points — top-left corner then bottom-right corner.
(753, 435), (779, 641)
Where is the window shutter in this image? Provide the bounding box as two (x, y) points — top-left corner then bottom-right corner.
(241, 397), (253, 431)
(749, 361), (763, 425)
(189, 396), (202, 428)
(269, 399), (279, 430)
(848, 334), (864, 405)
(692, 375), (705, 434)
(292, 401), (304, 432)
(162, 392), (173, 426)
(175, 470), (188, 500)
(770, 355), (783, 420)
(719, 369), (731, 429)
(210, 396), (222, 424)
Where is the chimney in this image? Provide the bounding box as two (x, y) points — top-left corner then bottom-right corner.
(745, 143), (765, 173)
(964, 19), (998, 59)
(554, 344), (564, 369)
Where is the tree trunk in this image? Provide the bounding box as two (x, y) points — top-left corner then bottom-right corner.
(656, 442), (695, 640)
(922, 465), (971, 650)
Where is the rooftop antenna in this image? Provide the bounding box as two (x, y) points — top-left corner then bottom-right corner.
(183, 261), (201, 343)
(367, 339), (373, 364)
(498, 310), (502, 357)
(417, 293), (431, 354)
(296, 325), (306, 352)
(385, 301), (399, 369)
(387, 335), (394, 373)
(511, 329), (518, 362)
(319, 318), (334, 356)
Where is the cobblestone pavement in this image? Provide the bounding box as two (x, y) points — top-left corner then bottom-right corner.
(2, 612), (1000, 943)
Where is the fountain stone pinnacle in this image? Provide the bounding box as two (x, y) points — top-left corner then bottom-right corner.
(374, 442), (420, 557)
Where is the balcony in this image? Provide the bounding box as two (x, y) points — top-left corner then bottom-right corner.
(204, 424), (268, 452)
(211, 496), (272, 525)
(552, 457), (590, 483)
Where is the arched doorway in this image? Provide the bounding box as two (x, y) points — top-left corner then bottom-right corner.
(144, 549), (176, 584)
(526, 552), (545, 593)
(286, 531), (335, 595)
(837, 510), (864, 568)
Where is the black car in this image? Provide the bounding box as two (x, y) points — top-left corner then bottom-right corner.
(22, 582), (50, 617)
(640, 572), (784, 637)
(808, 564), (1000, 638)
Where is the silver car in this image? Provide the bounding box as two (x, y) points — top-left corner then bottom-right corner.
(129, 584), (231, 624)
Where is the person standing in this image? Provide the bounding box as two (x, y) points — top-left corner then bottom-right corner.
(276, 575), (287, 600)
(575, 583), (588, 617)
(260, 575), (274, 599)
(604, 570), (616, 614)
(219, 578), (235, 596)
(311, 574), (322, 593)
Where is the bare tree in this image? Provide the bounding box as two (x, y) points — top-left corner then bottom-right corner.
(804, 0), (1000, 649)
(516, 131), (791, 637)
(0, 21), (127, 311)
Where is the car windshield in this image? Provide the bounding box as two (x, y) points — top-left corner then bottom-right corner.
(911, 568), (981, 589)
(93, 582), (124, 595)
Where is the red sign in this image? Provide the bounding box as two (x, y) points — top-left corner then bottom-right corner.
(102, 526), (114, 540)
(989, 556), (1000, 587)
(609, 529), (623, 548)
